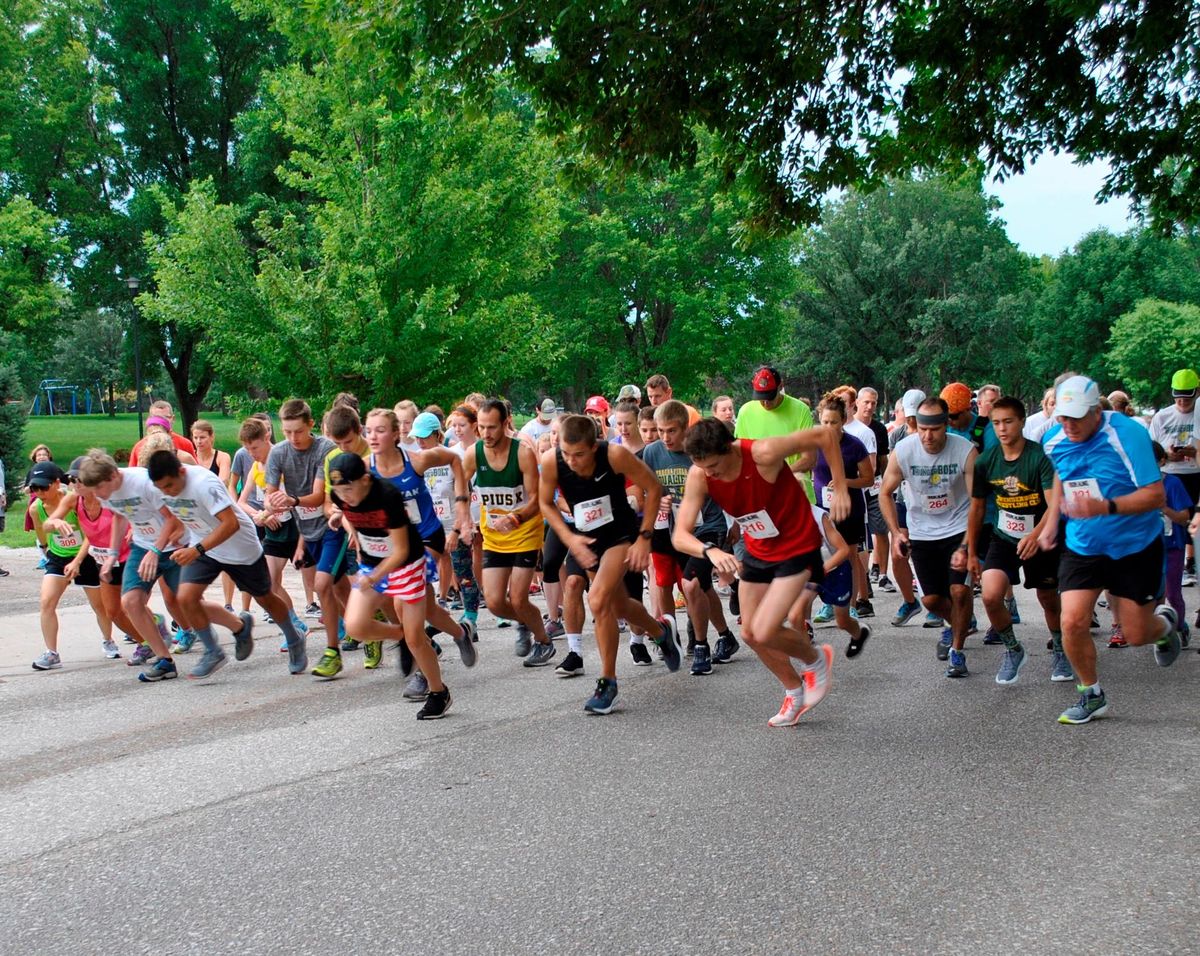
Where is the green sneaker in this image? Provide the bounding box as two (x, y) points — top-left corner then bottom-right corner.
(363, 641), (383, 669)
(311, 648), (343, 680)
(1058, 686), (1108, 725)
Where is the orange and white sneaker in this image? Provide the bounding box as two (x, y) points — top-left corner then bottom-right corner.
(802, 643), (835, 712)
(767, 688), (807, 727)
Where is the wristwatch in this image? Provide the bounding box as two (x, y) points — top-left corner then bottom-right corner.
(639, 529), (653, 540)
(1107, 498), (1118, 515)
(702, 543), (716, 557)
(195, 542), (207, 556)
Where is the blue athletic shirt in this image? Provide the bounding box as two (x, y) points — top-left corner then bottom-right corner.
(1043, 411), (1162, 558)
(1162, 473), (1191, 551)
(369, 450), (442, 541)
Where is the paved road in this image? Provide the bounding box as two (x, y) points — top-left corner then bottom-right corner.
(1, 561), (1197, 955)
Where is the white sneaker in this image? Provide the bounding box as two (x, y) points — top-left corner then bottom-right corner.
(1182, 571), (1196, 588)
(102, 640), (121, 659)
(32, 650), (61, 670)
(803, 643), (835, 713)
(767, 689), (807, 727)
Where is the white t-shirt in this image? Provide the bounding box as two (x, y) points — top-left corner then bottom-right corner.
(160, 465), (263, 565)
(892, 433), (973, 541)
(1023, 410), (1051, 441)
(101, 468), (169, 550)
(1150, 405), (1199, 475)
(520, 418), (553, 442)
(845, 418), (876, 456)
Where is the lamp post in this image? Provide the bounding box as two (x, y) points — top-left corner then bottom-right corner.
(125, 276), (144, 438)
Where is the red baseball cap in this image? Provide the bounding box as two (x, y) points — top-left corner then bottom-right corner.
(752, 366), (781, 399)
(584, 395), (610, 415)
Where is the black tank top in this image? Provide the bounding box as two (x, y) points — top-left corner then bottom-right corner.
(554, 442), (638, 540)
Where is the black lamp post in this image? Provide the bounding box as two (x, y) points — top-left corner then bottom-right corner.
(125, 276), (144, 438)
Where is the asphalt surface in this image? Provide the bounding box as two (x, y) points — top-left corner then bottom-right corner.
(1, 555), (1198, 955)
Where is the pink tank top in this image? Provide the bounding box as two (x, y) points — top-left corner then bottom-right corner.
(76, 497), (131, 564)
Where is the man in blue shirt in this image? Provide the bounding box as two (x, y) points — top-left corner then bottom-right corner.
(1040, 376), (1183, 725)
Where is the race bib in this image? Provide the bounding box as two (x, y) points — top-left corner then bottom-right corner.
(1163, 513), (1174, 537)
(360, 534), (392, 558)
(487, 510), (514, 531)
(654, 505), (670, 530)
(821, 485), (835, 509)
(870, 475), (883, 495)
(735, 510), (779, 539)
(626, 494), (639, 514)
(404, 498), (421, 526)
(132, 520), (159, 540)
(574, 496), (614, 532)
(55, 529), (81, 549)
(433, 499), (451, 520)
(998, 510), (1032, 537)
(296, 505), (323, 520)
(1064, 478), (1101, 504)
(89, 545), (116, 561)
(180, 516), (211, 535)
(922, 491), (953, 515)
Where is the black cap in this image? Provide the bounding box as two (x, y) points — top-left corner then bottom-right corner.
(327, 453), (367, 486)
(67, 456), (86, 479)
(28, 461), (65, 488)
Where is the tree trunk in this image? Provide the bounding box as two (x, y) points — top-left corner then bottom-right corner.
(154, 323), (214, 434)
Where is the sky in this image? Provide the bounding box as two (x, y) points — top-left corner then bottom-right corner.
(988, 153), (1138, 259)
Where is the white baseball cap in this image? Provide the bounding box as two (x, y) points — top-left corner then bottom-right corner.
(1055, 376), (1101, 419)
(901, 388), (926, 417)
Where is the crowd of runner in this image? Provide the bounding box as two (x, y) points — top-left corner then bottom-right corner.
(21, 365), (1200, 727)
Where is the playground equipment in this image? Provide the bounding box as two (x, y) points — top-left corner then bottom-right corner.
(29, 379), (107, 415)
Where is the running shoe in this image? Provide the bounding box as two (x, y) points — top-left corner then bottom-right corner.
(849, 606), (859, 621)
(122, 632), (138, 644)
(233, 611), (255, 661)
(311, 648), (343, 680)
(966, 615), (978, 636)
(936, 628), (952, 661)
(923, 611), (944, 628)
(102, 640), (121, 659)
(528, 582), (542, 595)
(767, 689), (807, 727)
(304, 602), (320, 618)
(32, 650), (61, 671)
(172, 629), (197, 654)
(813, 603), (835, 625)
(514, 624), (533, 657)
(523, 641), (556, 667)
(287, 636), (308, 675)
(945, 648), (969, 678)
(1153, 606), (1181, 667)
(853, 599), (875, 619)
(189, 648), (227, 680)
(713, 631), (740, 663)
(544, 619), (565, 640)
(1180, 622), (1191, 649)
(363, 641), (383, 669)
(846, 625), (870, 658)
(153, 613), (171, 644)
(289, 611), (309, 636)
(877, 575), (897, 594)
(691, 643), (713, 675)
(224, 604), (234, 613)
(340, 638), (361, 652)
(455, 620), (478, 668)
(1182, 568), (1196, 588)
(137, 656), (178, 682)
(584, 678), (618, 715)
(1006, 596), (1021, 624)
(416, 687), (451, 720)
(1050, 651), (1074, 682)
(674, 592), (686, 610)
(869, 565), (880, 584)
(982, 627), (1004, 646)
(893, 600), (922, 626)
(803, 643), (835, 711)
(1090, 613), (1100, 629)
(555, 650), (585, 678)
(655, 615), (682, 672)
(995, 646), (1026, 685)
(1058, 687), (1108, 724)
(403, 671), (428, 700)
(127, 643), (154, 666)
(629, 642), (653, 666)
(1107, 625), (1127, 648)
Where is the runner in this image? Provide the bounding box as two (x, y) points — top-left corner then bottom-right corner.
(878, 397), (978, 677)
(76, 451), (191, 682)
(1155, 442), (1192, 647)
(788, 503), (871, 658)
(463, 398), (555, 666)
(584, 396), (612, 440)
(674, 419), (850, 726)
(711, 395), (735, 428)
(889, 388), (937, 628)
(1040, 376), (1182, 725)
(967, 397), (1068, 685)
(539, 415), (683, 712)
(147, 450), (309, 679)
(1149, 369), (1198, 587)
(643, 400), (740, 673)
(326, 452), (461, 718)
(520, 398), (557, 442)
(976, 384), (1001, 418)
(264, 400), (350, 680)
(128, 401), (197, 465)
(644, 374), (702, 425)
(734, 365), (815, 500)
(28, 462), (122, 670)
(855, 387), (895, 594)
(447, 404), (483, 633)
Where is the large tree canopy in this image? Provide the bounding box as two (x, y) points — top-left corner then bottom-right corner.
(365, 0), (1200, 230)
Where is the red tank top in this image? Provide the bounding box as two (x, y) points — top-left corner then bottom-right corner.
(705, 439), (820, 561)
(76, 497), (131, 564)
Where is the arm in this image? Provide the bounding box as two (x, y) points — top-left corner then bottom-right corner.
(877, 454), (908, 558)
(967, 497), (986, 581)
(821, 514), (852, 574)
(217, 451), (232, 484)
(846, 455), (874, 490)
(42, 490), (80, 534)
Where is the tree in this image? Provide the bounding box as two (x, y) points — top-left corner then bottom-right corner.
(353, 0), (1200, 230)
(1029, 229), (1200, 387)
(785, 174), (1035, 400)
(0, 364), (28, 501)
(1107, 300), (1200, 405)
(53, 308), (131, 416)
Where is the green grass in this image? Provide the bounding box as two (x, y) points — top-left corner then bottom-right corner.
(2, 413), (244, 549)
